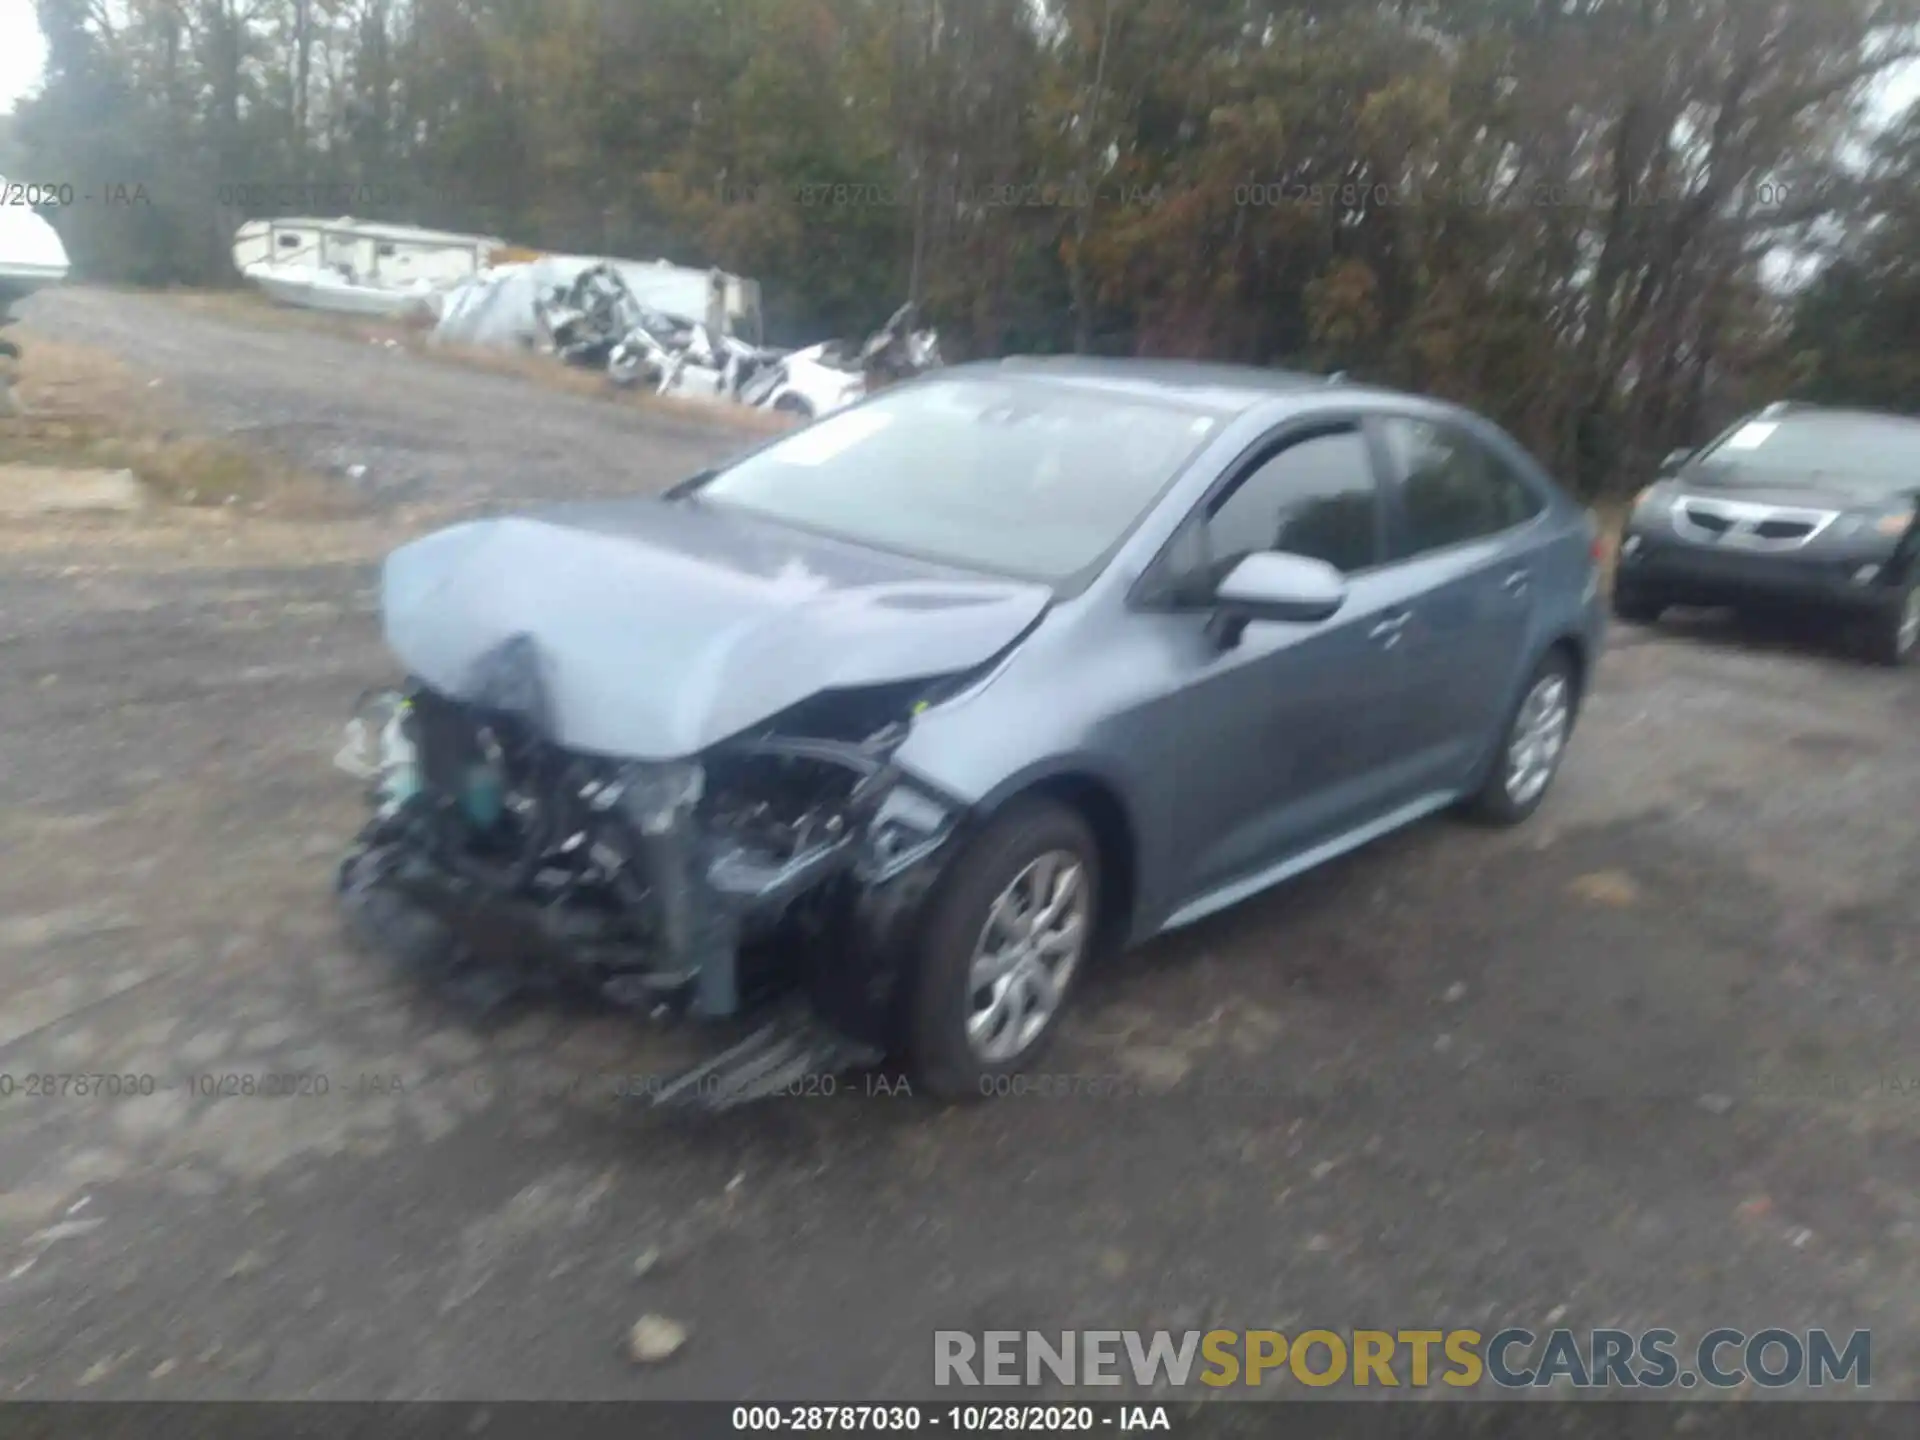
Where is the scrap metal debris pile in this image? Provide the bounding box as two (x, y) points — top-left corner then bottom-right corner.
(230, 215), (942, 418)
(445, 258), (942, 420)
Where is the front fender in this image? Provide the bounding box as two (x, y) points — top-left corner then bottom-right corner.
(801, 752), (1155, 1048)
(799, 803), (975, 1050)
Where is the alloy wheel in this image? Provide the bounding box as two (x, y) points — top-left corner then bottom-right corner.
(1505, 672), (1571, 807)
(965, 850), (1090, 1064)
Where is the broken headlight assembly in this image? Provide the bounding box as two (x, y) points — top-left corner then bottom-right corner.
(334, 688), (422, 819)
(863, 780), (958, 877)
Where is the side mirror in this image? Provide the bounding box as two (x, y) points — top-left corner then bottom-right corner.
(1658, 448), (1692, 477)
(1207, 552), (1348, 649)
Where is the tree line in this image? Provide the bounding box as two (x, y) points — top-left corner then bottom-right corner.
(12, 0), (1920, 495)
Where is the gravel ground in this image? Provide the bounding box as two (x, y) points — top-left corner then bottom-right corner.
(0, 288), (1916, 1401)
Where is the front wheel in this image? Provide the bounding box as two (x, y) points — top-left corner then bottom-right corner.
(907, 800), (1099, 1101)
(1864, 580), (1920, 667)
(1464, 652), (1577, 827)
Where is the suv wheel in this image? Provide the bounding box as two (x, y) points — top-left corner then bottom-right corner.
(1465, 652), (1576, 826)
(1865, 581), (1920, 667)
(908, 800), (1098, 1100)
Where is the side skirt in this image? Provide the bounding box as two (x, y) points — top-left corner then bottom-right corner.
(1158, 790), (1461, 933)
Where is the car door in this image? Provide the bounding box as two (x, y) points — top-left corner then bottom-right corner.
(1368, 415), (1546, 795)
(1147, 422), (1437, 910)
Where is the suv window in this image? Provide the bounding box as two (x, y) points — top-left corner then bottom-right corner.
(1203, 428), (1380, 583)
(1381, 418), (1542, 557)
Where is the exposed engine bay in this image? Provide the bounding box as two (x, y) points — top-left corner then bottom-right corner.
(335, 672), (964, 1104)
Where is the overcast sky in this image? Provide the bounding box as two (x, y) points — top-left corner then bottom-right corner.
(0, 0), (45, 118)
(1, 0), (1916, 132)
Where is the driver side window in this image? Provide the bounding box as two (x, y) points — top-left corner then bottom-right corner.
(1202, 427), (1381, 586)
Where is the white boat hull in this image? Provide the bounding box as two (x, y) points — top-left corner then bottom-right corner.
(247, 265), (435, 318)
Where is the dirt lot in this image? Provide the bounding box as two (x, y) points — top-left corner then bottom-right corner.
(1, 287), (1917, 1401)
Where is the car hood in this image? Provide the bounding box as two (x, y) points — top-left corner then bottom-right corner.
(380, 497), (1051, 760)
(1679, 468), (1918, 512)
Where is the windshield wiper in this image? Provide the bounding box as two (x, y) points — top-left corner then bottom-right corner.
(664, 469), (719, 502)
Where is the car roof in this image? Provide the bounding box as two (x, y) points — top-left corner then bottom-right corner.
(942, 355), (1382, 417)
(1748, 401), (1920, 430)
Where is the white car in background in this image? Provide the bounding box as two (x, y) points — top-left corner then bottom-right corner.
(0, 178), (71, 308)
(737, 339), (871, 419)
(0, 180), (70, 402)
(653, 303), (944, 419)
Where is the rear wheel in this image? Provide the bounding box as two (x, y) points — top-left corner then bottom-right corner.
(773, 393), (815, 421)
(907, 800), (1098, 1101)
(1864, 580), (1920, 667)
(1464, 652), (1576, 827)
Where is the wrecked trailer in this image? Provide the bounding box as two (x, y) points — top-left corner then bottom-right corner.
(335, 498), (1050, 1108)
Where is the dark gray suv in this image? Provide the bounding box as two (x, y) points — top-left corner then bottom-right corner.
(1614, 404), (1920, 664)
(338, 360), (1606, 1100)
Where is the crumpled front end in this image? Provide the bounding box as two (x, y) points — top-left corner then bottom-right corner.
(334, 657), (968, 1104)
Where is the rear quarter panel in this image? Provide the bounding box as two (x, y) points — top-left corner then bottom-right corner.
(1469, 419), (1606, 712)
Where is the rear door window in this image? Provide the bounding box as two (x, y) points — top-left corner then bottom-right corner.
(1379, 418), (1542, 558)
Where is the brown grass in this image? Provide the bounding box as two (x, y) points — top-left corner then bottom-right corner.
(0, 335), (351, 515)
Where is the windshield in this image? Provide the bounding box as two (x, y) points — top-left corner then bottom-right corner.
(694, 377), (1225, 582)
(1693, 412), (1920, 501)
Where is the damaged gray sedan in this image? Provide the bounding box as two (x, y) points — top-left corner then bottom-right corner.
(337, 359), (1605, 1103)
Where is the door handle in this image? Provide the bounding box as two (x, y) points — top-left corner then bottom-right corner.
(1501, 569), (1532, 597)
(1368, 611), (1411, 648)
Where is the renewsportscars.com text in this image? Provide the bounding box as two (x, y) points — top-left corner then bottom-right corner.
(933, 1327), (1870, 1390)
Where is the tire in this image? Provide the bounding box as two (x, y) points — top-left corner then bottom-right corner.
(1863, 579), (1920, 667)
(907, 800), (1100, 1101)
(1611, 583), (1666, 625)
(1464, 651), (1577, 827)
(773, 393), (815, 421)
